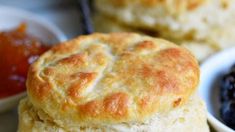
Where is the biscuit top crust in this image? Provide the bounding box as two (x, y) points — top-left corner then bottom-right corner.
(27, 33), (199, 126)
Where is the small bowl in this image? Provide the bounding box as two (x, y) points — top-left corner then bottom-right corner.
(199, 47), (235, 132)
(0, 6), (67, 113)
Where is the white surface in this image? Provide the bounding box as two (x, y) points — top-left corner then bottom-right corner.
(199, 47), (235, 132)
(0, 0), (81, 38)
(0, 0), (82, 39)
(0, 6), (67, 42)
(0, 6), (67, 132)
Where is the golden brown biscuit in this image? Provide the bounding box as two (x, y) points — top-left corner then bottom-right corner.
(26, 33), (199, 130)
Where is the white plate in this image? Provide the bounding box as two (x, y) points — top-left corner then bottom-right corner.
(0, 6), (66, 43)
(199, 47), (235, 132)
(0, 6), (66, 132)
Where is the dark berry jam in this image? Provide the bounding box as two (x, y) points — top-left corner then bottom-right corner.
(220, 64), (235, 130)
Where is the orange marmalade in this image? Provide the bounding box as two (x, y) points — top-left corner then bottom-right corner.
(0, 24), (50, 99)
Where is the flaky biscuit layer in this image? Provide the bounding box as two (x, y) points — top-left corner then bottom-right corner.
(18, 95), (209, 132)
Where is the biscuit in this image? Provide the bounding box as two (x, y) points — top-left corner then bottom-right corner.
(95, 0), (235, 41)
(94, 0), (235, 62)
(25, 33), (200, 130)
(18, 95), (209, 132)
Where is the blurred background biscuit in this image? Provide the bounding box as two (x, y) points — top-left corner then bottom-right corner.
(93, 0), (235, 61)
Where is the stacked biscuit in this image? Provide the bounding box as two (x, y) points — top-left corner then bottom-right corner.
(18, 33), (209, 132)
(93, 0), (235, 61)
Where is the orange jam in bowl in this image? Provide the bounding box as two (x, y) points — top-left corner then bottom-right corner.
(0, 24), (50, 99)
